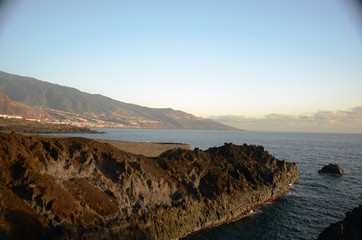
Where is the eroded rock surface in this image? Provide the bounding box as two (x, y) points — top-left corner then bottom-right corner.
(0, 132), (298, 239)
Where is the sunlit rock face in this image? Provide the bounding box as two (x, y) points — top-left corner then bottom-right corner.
(0, 132), (298, 240)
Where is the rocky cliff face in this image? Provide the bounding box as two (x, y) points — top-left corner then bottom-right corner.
(0, 132), (298, 240)
(318, 203), (362, 240)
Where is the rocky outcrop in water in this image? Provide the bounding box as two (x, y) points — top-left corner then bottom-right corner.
(318, 164), (344, 175)
(318, 203), (362, 240)
(0, 132), (298, 240)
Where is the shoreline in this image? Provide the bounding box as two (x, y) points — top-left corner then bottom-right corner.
(96, 139), (190, 157)
(0, 132), (299, 239)
(182, 186), (294, 239)
(1, 128), (190, 157)
(0, 118), (102, 134)
(38, 133), (191, 157)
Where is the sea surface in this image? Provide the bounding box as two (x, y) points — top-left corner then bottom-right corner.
(56, 129), (362, 240)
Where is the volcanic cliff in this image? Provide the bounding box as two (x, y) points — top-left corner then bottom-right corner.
(0, 132), (298, 239)
(318, 203), (362, 240)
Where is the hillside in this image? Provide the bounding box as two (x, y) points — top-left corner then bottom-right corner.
(0, 92), (50, 120)
(0, 71), (237, 130)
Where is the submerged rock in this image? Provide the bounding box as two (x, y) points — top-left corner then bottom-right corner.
(318, 203), (362, 240)
(318, 164), (344, 175)
(0, 132), (299, 240)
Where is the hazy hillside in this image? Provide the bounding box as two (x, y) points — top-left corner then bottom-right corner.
(0, 71), (132, 114)
(0, 71), (237, 130)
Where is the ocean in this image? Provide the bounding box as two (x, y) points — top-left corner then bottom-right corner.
(56, 129), (362, 240)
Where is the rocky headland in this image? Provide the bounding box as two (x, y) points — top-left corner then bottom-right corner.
(0, 132), (298, 239)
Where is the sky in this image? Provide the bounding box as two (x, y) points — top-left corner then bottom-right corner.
(0, 0), (362, 132)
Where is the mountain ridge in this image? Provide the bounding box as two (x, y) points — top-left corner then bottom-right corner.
(0, 71), (238, 130)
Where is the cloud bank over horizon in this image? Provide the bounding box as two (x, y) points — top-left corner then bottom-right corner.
(211, 106), (362, 133)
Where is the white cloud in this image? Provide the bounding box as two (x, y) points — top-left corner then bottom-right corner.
(211, 106), (362, 133)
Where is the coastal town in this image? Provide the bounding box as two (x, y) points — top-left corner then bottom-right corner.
(0, 108), (161, 129)
(44, 108), (162, 128)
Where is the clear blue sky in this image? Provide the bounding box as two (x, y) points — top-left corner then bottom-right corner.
(0, 0), (361, 118)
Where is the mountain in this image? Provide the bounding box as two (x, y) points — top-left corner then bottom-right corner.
(0, 71), (237, 130)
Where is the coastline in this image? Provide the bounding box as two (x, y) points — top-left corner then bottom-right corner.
(40, 134), (191, 157)
(96, 139), (190, 157)
(183, 185), (294, 238)
(180, 191), (291, 240)
(0, 132), (298, 239)
(179, 175), (298, 239)
(0, 118), (101, 134)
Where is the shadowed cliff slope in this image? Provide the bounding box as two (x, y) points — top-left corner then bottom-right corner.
(318, 203), (362, 240)
(0, 132), (298, 239)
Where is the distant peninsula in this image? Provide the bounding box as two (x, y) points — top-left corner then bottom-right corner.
(0, 71), (238, 130)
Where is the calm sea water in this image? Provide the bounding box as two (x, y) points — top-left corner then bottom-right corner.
(57, 129), (362, 240)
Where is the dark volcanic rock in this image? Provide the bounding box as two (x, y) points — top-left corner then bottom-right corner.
(318, 203), (362, 240)
(0, 133), (299, 240)
(318, 164), (344, 175)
